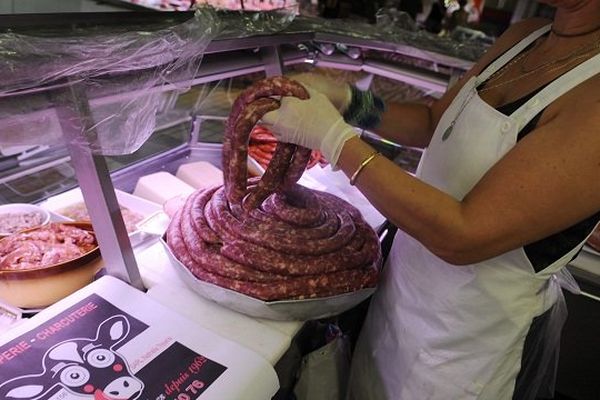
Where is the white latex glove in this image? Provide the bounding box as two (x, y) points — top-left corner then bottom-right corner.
(262, 88), (358, 166)
(290, 73), (352, 112)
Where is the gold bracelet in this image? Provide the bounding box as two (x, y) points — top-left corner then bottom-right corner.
(349, 152), (380, 186)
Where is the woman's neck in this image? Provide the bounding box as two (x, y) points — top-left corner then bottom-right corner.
(551, 1), (600, 38)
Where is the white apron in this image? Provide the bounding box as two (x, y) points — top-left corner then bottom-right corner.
(348, 25), (600, 400)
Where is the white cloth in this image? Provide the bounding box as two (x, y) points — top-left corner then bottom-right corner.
(348, 25), (600, 400)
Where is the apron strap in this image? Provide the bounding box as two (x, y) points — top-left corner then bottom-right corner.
(477, 24), (551, 84)
(510, 51), (600, 131)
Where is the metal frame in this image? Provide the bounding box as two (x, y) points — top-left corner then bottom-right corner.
(52, 82), (143, 289)
(314, 32), (476, 71)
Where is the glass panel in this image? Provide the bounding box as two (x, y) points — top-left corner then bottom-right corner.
(0, 119), (191, 205)
(106, 120), (192, 170)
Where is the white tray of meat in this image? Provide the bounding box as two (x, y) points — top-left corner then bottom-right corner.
(160, 237), (376, 321)
(40, 188), (161, 247)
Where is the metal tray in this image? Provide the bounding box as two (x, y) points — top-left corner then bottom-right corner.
(159, 237), (376, 321)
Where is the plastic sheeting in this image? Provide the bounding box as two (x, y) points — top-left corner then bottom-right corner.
(217, 6), (298, 38)
(0, 7), (297, 155)
(0, 7), (483, 156)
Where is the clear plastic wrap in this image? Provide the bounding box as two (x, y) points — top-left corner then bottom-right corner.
(513, 268), (581, 400)
(214, 6), (298, 38)
(0, 7), (298, 155)
(0, 6), (479, 156)
(0, 9), (220, 155)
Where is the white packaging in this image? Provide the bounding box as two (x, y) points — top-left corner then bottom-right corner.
(133, 171), (195, 205)
(176, 161), (223, 191)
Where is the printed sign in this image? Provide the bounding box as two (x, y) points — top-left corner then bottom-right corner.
(137, 342), (227, 400)
(0, 295), (226, 400)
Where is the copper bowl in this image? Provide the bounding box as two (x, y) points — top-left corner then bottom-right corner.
(0, 222), (102, 309)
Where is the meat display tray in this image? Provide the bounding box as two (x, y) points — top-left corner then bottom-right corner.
(159, 237), (376, 321)
(40, 188), (161, 247)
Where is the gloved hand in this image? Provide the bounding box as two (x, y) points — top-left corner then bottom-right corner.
(262, 88), (358, 166)
(291, 73), (353, 112)
(292, 73), (386, 130)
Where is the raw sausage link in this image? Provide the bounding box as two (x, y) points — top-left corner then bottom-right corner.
(262, 188), (324, 227)
(283, 147), (312, 189)
(220, 224), (374, 276)
(244, 142), (296, 210)
(168, 210), (379, 301)
(189, 187), (221, 244)
(225, 77), (310, 207)
(178, 197), (288, 282)
(225, 97), (280, 206)
(213, 188), (338, 243)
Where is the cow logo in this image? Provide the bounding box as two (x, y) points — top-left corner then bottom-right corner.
(0, 315), (144, 400)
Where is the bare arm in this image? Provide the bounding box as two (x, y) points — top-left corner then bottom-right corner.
(372, 102), (434, 148)
(337, 73), (600, 265)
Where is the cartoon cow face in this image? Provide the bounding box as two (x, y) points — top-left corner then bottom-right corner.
(0, 315), (144, 400)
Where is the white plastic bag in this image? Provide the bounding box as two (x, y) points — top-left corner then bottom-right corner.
(294, 334), (352, 400)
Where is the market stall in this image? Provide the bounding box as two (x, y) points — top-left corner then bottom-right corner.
(0, 6), (598, 400)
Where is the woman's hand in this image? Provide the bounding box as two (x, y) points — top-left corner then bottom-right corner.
(290, 73), (353, 112)
(262, 88), (357, 166)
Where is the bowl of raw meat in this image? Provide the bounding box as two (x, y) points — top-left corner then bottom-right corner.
(0, 222), (102, 309)
(0, 203), (51, 238)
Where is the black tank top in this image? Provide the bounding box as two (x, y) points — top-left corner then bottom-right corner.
(477, 77), (600, 272)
